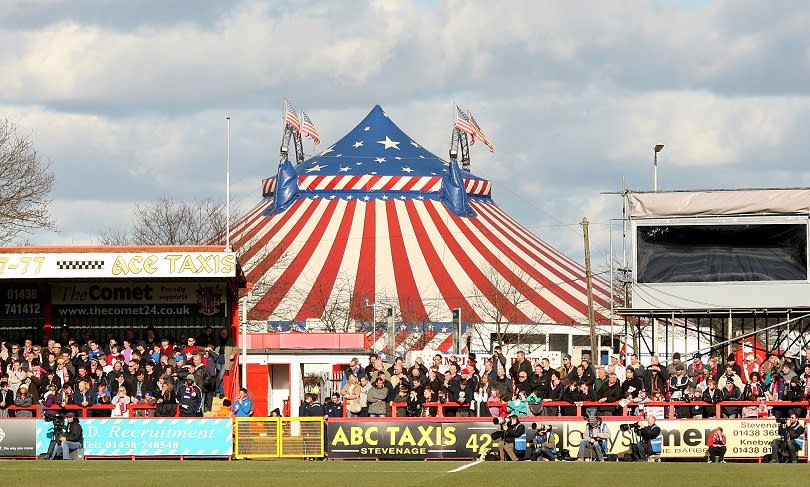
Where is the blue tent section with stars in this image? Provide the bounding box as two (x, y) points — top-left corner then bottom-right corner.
(277, 105), (481, 216)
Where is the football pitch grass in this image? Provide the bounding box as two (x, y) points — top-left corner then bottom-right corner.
(0, 460), (802, 486)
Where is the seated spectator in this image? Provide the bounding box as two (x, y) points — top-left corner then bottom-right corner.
(215, 399), (232, 417)
(14, 383), (33, 417)
(0, 381), (13, 417)
(783, 378), (806, 418)
(720, 380), (742, 418)
(111, 385), (131, 417)
(597, 373), (622, 416)
(560, 380), (584, 416)
(487, 388), (504, 417)
(543, 372), (563, 416)
(527, 387), (545, 416)
(702, 380), (722, 418)
(507, 391), (529, 417)
(155, 381), (177, 417)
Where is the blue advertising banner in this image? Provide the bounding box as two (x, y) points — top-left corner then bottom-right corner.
(37, 418), (232, 457)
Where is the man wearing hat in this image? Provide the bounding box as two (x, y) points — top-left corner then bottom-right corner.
(49, 412), (83, 460)
(576, 416), (610, 461)
(610, 354), (625, 383)
(666, 353), (682, 377)
(177, 376), (202, 417)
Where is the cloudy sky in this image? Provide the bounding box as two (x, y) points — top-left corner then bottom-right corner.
(3, 0), (810, 266)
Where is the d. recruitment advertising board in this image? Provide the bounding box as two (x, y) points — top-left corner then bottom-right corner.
(327, 418), (804, 460)
(36, 418), (233, 457)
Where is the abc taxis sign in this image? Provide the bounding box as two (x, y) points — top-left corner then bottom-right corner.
(0, 252), (237, 280)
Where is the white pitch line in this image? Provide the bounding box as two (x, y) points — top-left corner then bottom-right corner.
(448, 460), (482, 473)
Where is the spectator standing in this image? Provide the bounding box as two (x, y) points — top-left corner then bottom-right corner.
(341, 375), (362, 417)
(155, 381), (177, 417)
(177, 377), (202, 417)
(366, 376), (389, 417)
(509, 351), (533, 382)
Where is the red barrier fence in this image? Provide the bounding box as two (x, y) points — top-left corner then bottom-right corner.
(342, 400), (809, 419)
(3, 403), (180, 418)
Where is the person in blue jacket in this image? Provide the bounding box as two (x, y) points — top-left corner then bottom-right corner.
(231, 387), (253, 417)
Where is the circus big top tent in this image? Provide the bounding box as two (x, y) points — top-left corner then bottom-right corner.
(229, 106), (613, 353)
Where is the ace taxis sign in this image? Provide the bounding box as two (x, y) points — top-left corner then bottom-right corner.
(0, 252), (237, 279)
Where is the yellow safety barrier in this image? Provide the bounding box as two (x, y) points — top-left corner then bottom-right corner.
(234, 417), (324, 459)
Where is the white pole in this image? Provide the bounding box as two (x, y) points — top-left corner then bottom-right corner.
(225, 116), (232, 252)
(241, 290), (250, 389)
(653, 150), (658, 192)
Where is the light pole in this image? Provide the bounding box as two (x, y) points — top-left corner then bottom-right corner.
(364, 299), (381, 353)
(653, 144), (664, 191)
(363, 299), (394, 355)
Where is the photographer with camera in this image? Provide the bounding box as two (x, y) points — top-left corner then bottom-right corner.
(48, 412), (83, 460)
(492, 414), (525, 461)
(628, 414), (661, 462)
(769, 413), (805, 463)
(530, 423), (557, 461)
(576, 416), (610, 461)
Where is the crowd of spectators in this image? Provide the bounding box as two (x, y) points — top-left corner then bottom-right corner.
(0, 325), (236, 418)
(323, 345), (810, 419)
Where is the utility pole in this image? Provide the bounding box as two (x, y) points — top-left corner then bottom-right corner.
(581, 217), (598, 363)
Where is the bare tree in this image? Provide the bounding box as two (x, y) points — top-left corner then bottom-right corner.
(293, 272), (357, 333)
(97, 194), (229, 245)
(0, 119), (55, 243)
(469, 263), (548, 355)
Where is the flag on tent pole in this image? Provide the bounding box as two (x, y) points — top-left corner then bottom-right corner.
(453, 105), (477, 143)
(283, 98), (301, 132)
(467, 111), (494, 152)
(300, 111), (320, 145)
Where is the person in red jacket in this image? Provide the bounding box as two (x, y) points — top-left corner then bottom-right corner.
(707, 427), (727, 463)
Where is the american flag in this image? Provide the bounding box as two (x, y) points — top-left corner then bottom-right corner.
(468, 111), (494, 153)
(284, 98), (301, 132)
(300, 111), (320, 145)
(454, 105), (477, 143)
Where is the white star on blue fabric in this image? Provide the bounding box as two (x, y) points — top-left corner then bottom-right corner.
(441, 326), (448, 333)
(418, 195), (425, 200)
(418, 155), (425, 159)
(353, 141), (364, 148)
(345, 195), (353, 200)
(338, 166), (351, 172)
(381, 195), (389, 200)
(306, 164), (326, 173)
(371, 171), (378, 175)
(401, 166), (413, 173)
(375, 157), (386, 163)
(319, 146), (335, 156)
(355, 162), (363, 165)
(363, 126), (371, 131)
(399, 195), (406, 200)
(329, 194), (337, 199)
(362, 196), (371, 201)
(336, 154), (342, 157)
(430, 172), (437, 175)
(394, 156), (402, 160)
(377, 136), (400, 150)
(410, 141), (419, 148)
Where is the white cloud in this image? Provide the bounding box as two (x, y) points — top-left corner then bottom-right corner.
(0, 0), (807, 264)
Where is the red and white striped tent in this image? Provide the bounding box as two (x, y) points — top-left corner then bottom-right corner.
(230, 106), (613, 351)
